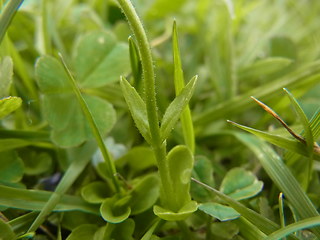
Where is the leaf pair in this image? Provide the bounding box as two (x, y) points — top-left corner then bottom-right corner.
(120, 76), (197, 144)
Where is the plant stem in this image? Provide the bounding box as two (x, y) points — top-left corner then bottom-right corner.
(115, 0), (174, 205)
(115, 0), (161, 146)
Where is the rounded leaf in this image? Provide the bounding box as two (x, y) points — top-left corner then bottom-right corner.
(153, 201), (198, 221)
(130, 174), (159, 214)
(81, 181), (110, 203)
(220, 167), (263, 200)
(66, 224), (99, 240)
(100, 195), (131, 223)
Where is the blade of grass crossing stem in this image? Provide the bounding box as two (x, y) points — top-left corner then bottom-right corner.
(233, 132), (320, 237)
(160, 75), (197, 142)
(27, 142), (99, 233)
(0, 0), (24, 44)
(266, 216), (320, 240)
(172, 21), (195, 153)
(191, 178), (299, 240)
(58, 53), (119, 190)
(235, 217), (267, 240)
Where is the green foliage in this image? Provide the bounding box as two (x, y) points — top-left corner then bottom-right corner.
(36, 55), (117, 147)
(1, 0), (320, 239)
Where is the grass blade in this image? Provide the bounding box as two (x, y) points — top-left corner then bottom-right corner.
(228, 121), (320, 160)
(0, 185), (99, 214)
(160, 75), (197, 142)
(266, 216), (320, 240)
(233, 132), (320, 237)
(0, 0), (24, 44)
(172, 20), (195, 152)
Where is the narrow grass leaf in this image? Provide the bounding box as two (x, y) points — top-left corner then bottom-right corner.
(160, 75), (197, 142)
(128, 36), (142, 88)
(283, 88), (314, 153)
(0, 0), (24, 44)
(239, 57), (292, 80)
(0, 219), (15, 240)
(120, 76), (151, 143)
(0, 96), (22, 119)
(172, 21), (195, 152)
(228, 121), (320, 160)
(140, 219), (161, 240)
(0, 139), (31, 152)
(235, 217), (267, 240)
(0, 185), (99, 214)
(233, 132), (320, 237)
(266, 216), (320, 240)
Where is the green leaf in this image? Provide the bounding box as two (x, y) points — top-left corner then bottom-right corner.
(233, 132), (320, 237)
(100, 195), (131, 223)
(167, 145), (194, 210)
(128, 36), (142, 90)
(0, 151), (24, 183)
(153, 201), (198, 221)
(120, 76), (151, 143)
(220, 167), (263, 200)
(73, 31), (130, 88)
(228, 121), (320, 160)
(239, 57), (292, 80)
(130, 174), (159, 215)
(191, 156), (215, 201)
(0, 184), (99, 214)
(266, 216), (320, 240)
(101, 219), (135, 240)
(117, 146), (156, 175)
(172, 21), (195, 152)
(160, 75), (197, 141)
(0, 56), (13, 97)
(284, 88), (314, 154)
(199, 202), (240, 221)
(154, 146), (198, 221)
(36, 56), (116, 147)
(66, 224), (99, 240)
(81, 181), (110, 204)
(0, 219), (15, 240)
(0, 96), (22, 119)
